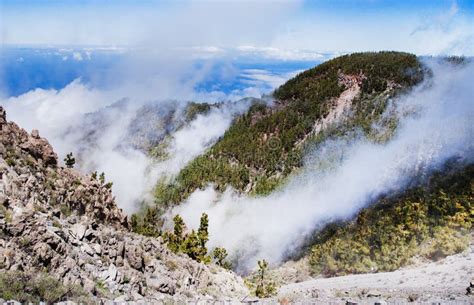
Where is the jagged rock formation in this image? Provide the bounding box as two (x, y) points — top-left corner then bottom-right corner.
(0, 106), (248, 303)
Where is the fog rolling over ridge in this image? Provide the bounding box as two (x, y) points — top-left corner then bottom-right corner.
(1, 56), (473, 272)
(1, 77), (258, 214)
(0, 36), (292, 214)
(172, 59), (474, 272)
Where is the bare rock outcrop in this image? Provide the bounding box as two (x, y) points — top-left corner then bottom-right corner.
(0, 106), (248, 302)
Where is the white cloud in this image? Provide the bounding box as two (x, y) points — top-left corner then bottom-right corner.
(0, 1), (301, 48)
(241, 69), (300, 89)
(2, 1), (471, 56)
(270, 1), (474, 56)
(235, 45), (326, 61)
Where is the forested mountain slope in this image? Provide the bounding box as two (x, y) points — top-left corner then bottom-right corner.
(153, 52), (423, 206)
(132, 53), (473, 287)
(134, 52), (426, 231)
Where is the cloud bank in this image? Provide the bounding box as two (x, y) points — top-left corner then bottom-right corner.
(2, 1), (473, 56)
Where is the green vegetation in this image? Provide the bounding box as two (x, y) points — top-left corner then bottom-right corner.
(245, 259), (278, 298)
(149, 52), (424, 210)
(99, 172), (105, 184)
(212, 247), (232, 269)
(309, 164), (473, 276)
(64, 152), (76, 168)
(185, 102), (213, 122)
(89, 171), (113, 189)
(0, 271), (90, 303)
(5, 157), (16, 167)
(275, 51), (422, 100)
(131, 206), (162, 237)
(94, 279), (110, 298)
(0, 204), (12, 223)
(164, 213), (211, 263)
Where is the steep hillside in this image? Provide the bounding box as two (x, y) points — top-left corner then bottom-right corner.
(0, 107), (248, 303)
(133, 52), (424, 232)
(151, 52), (423, 207)
(308, 163), (473, 275)
(130, 52), (474, 291)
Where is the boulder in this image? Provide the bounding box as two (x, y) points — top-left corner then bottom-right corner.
(107, 263), (118, 281)
(70, 223), (86, 240)
(366, 289), (382, 298)
(466, 280), (474, 295)
(81, 243), (95, 256)
(126, 245), (144, 270)
(147, 276), (176, 295)
(31, 129), (40, 139)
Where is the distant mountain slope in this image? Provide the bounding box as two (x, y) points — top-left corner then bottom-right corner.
(132, 52), (473, 282)
(144, 52), (424, 215)
(308, 163), (473, 275)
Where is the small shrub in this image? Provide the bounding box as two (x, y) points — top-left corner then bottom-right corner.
(253, 259), (278, 298)
(64, 152), (75, 168)
(213, 247), (232, 269)
(0, 271), (90, 303)
(5, 157), (16, 167)
(60, 204), (72, 217)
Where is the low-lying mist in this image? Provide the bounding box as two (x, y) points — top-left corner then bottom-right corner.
(2, 54), (472, 273)
(1, 80), (259, 214)
(171, 59), (474, 272)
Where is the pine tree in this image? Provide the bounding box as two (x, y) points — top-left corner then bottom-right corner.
(213, 247), (231, 269)
(173, 214), (185, 241)
(198, 213), (209, 250)
(255, 259), (277, 298)
(64, 152), (75, 168)
(99, 172), (105, 184)
(164, 213), (212, 263)
(130, 214), (139, 232)
(181, 230), (200, 260)
(168, 214), (185, 252)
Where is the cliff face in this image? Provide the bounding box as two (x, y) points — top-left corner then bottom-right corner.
(0, 106), (247, 303)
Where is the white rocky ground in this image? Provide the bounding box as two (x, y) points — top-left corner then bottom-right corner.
(273, 240), (474, 304)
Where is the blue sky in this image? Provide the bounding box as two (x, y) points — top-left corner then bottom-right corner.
(1, 0), (473, 55)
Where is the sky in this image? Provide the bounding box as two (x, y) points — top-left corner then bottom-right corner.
(1, 0), (473, 56)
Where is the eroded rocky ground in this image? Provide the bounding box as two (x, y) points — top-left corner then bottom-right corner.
(0, 106), (248, 303)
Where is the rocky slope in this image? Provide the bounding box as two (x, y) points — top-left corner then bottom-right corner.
(0, 106), (248, 303)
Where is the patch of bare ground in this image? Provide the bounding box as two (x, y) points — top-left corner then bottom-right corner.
(273, 238), (474, 304)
